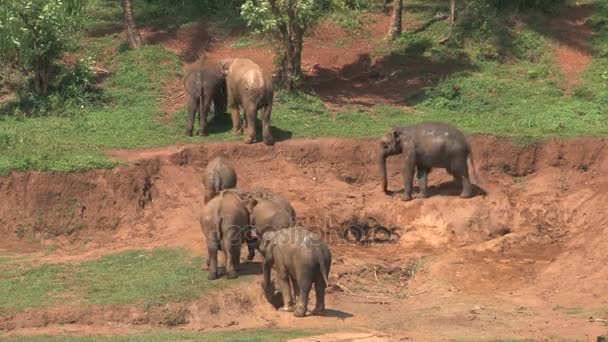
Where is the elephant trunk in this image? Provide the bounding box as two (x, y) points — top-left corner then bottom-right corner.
(379, 149), (388, 194)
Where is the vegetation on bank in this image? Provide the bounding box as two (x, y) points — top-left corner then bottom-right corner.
(0, 0), (607, 175)
(0, 248), (249, 313)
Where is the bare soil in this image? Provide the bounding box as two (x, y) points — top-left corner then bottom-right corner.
(1, 137), (608, 340)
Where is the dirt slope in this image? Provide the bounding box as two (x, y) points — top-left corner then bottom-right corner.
(1, 137), (608, 340)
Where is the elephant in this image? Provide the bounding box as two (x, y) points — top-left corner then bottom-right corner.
(200, 189), (249, 280)
(379, 121), (477, 201)
(240, 189), (296, 260)
(244, 189), (296, 235)
(183, 62), (227, 137)
(218, 58), (274, 145)
(255, 227), (331, 317)
(202, 156), (237, 203)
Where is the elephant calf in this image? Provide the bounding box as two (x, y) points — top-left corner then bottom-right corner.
(200, 190), (248, 280)
(379, 121), (478, 201)
(203, 156), (237, 203)
(256, 227), (332, 317)
(183, 62), (227, 137)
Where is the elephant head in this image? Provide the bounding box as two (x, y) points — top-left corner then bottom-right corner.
(379, 127), (403, 193)
(218, 58), (235, 77)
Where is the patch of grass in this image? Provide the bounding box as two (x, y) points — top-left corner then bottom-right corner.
(231, 36), (256, 49)
(564, 306), (585, 315)
(79, 248), (232, 305)
(0, 248), (247, 314)
(2, 329), (320, 342)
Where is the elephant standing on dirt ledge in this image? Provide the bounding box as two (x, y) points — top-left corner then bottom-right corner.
(218, 58), (274, 145)
(379, 121), (479, 201)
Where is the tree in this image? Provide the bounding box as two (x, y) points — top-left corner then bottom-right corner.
(440, 0), (456, 44)
(0, 0), (84, 96)
(387, 0), (403, 40)
(122, 0), (142, 49)
(241, 0), (324, 91)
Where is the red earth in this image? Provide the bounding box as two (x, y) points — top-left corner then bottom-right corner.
(1, 4), (605, 341)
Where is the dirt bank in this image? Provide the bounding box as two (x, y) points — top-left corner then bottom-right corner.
(1, 136), (607, 340)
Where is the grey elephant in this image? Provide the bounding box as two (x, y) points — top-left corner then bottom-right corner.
(183, 62), (227, 137)
(218, 58), (274, 145)
(379, 121), (477, 201)
(202, 156), (237, 203)
(256, 227), (331, 317)
(200, 190), (249, 280)
(241, 189), (296, 260)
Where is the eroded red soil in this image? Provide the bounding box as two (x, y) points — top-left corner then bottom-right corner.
(1, 137), (608, 340)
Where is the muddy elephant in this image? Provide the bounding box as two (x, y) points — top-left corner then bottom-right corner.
(379, 121), (477, 201)
(240, 189), (296, 260)
(244, 189), (296, 235)
(200, 190), (249, 280)
(256, 227), (331, 317)
(183, 62), (227, 137)
(218, 58), (274, 145)
(202, 156), (237, 203)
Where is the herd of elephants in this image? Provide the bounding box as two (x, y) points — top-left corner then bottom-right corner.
(186, 57), (479, 318)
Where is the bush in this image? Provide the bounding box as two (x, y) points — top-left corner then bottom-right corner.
(0, 0), (86, 96)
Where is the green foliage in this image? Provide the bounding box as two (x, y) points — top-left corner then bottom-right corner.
(2, 329), (320, 342)
(0, 0), (86, 94)
(0, 248), (246, 313)
(589, 1), (608, 57)
(240, 0), (325, 34)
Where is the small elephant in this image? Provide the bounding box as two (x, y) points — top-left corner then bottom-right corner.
(379, 121), (477, 201)
(241, 189), (296, 260)
(256, 227), (331, 317)
(245, 189), (296, 235)
(218, 58), (274, 145)
(200, 190), (249, 280)
(202, 156), (237, 203)
(183, 62), (227, 137)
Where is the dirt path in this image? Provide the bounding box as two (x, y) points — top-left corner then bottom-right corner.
(549, 4), (595, 93)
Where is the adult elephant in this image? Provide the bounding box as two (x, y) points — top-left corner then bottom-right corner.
(379, 121), (477, 201)
(183, 62), (227, 137)
(200, 190), (249, 280)
(218, 58), (274, 145)
(256, 227), (332, 317)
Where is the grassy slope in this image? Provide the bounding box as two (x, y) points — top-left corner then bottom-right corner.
(0, 248), (250, 314)
(0, 0), (607, 175)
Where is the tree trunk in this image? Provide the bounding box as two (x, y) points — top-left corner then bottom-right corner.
(122, 0), (142, 49)
(388, 0), (403, 40)
(440, 0), (456, 44)
(34, 56), (49, 96)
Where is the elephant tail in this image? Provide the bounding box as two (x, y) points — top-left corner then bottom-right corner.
(215, 191), (225, 250)
(467, 153), (481, 185)
(212, 169), (222, 193)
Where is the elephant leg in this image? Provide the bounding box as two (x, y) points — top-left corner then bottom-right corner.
(294, 268), (313, 317)
(261, 103), (274, 145)
(223, 237), (238, 279)
(311, 273), (327, 316)
(401, 151), (416, 201)
(207, 233), (220, 280)
(290, 274), (299, 300)
(452, 159), (472, 198)
(243, 104), (257, 144)
(230, 105), (242, 136)
(199, 97), (213, 136)
(186, 96), (198, 137)
(277, 270), (295, 312)
(416, 167), (430, 198)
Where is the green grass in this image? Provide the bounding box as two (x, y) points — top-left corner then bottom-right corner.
(1, 0), (608, 176)
(2, 329), (319, 342)
(0, 248), (248, 314)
